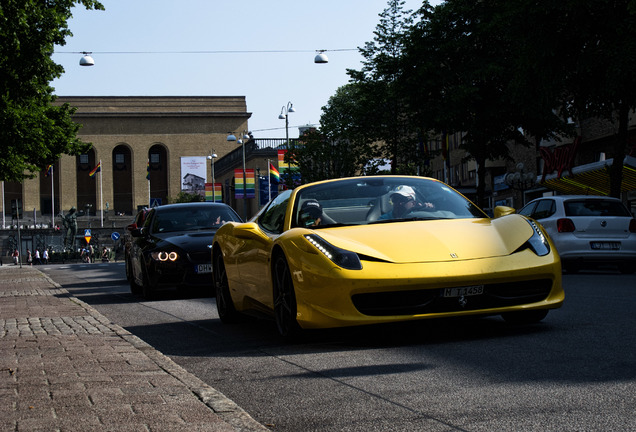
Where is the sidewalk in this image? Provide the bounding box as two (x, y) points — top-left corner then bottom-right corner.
(0, 265), (268, 432)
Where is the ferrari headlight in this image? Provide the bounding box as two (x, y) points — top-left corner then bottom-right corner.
(525, 219), (550, 256)
(304, 234), (362, 270)
(150, 251), (179, 261)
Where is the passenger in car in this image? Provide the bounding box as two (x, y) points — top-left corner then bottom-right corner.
(299, 199), (323, 227)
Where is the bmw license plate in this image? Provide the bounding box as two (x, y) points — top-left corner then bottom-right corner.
(443, 285), (484, 298)
(195, 264), (212, 274)
(590, 242), (621, 250)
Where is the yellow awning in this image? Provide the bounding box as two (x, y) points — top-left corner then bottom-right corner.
(540, 156), (636, 196)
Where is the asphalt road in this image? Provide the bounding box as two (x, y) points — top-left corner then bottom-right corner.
(42, 262), (636, 431)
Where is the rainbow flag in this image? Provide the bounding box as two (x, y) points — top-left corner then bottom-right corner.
(205, 183), (223, 202)
(269, 163), (280, 182)
(235, 169), (255, 199)
(278, 149), (299, 171)
(89, 161), (101, 177)
(146, 159), (150, 180)
(235, 169), (245, 199)
(44, 165), (53, 177)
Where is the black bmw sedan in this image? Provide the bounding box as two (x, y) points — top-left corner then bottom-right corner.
(127, 202), (242, 299)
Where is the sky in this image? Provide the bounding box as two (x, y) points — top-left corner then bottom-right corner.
(51, 0), (437, 139)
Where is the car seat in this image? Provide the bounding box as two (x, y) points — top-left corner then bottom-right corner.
(366, 193), (393, 222)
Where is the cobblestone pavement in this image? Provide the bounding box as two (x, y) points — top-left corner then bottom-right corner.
(0, 265), (268, 432)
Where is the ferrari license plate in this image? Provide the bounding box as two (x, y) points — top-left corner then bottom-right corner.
(443, 285), (484, 298)
(590, 242), (621, 250)
(195, 264), (212, 274)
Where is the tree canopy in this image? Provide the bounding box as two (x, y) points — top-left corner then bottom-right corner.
(0, 0), (104, 182)
(309, 0), (636, 200)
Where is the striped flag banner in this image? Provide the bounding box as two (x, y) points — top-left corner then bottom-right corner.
(278, 149), (299, 171)
(214, 183), (222, 202)
(245, 169), (255, 199)
(234, 169), (244, 199)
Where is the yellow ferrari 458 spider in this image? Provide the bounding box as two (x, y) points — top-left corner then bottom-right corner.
(212, 176), (563, 337)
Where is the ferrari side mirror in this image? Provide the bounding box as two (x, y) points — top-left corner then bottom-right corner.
(493, 206), (516, 218)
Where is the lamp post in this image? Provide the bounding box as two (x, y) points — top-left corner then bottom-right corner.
(207, 151), (217, 202)
(227, 131), (251, 219)
(278, 102), (295, 188)
(504, 162), (536, 206)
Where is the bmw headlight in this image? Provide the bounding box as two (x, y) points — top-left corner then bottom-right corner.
(525, 219), (550, 256)
(150, 251), (179, 262)
(304, 234), (362, 270)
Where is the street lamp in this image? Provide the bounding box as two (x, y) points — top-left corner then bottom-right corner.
(207, 151), (217, 202)
(227, 131), (251, 219)
(79, 52), (94, 66)
(279, 102), (295, 188)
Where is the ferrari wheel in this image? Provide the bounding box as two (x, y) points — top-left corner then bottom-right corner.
(214, 251), (239, 323)
(273, 254), (301, 338)
(501, 309), (548, 324)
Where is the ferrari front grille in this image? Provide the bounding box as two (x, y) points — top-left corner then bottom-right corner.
(351, 279), (553, 316)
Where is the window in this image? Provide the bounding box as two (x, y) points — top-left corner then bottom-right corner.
(532, 199), (556, 220)
(79, 154), (89, 165)
(115, 153), (125, 164)
(259, 190), (292, 234)
(150, 153), (160, 164)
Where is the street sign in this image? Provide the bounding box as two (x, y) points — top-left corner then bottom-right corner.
(111, 232), (120, 241)
(84, 229), (91, 244)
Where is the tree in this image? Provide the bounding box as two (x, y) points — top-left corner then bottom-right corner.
(403, 0), (531, 207)
(0, 0), (104, 182)
(560, 0), (636, 197)
(346, 0), (425, 174)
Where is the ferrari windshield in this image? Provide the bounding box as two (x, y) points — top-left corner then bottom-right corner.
(293, 177), (486, 228)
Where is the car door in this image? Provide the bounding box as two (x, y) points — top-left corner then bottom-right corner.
(233, 190), (292, 309)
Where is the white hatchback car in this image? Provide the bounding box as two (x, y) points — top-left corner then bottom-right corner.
(518, 195), (636, 273)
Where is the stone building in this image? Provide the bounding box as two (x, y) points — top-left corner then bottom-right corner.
(1, 96), (252, 225)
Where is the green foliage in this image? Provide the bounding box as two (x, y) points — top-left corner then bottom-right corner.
(0, 0), (104, 182)
(316, 0), (636, 201)
(171, 191), (205, 203)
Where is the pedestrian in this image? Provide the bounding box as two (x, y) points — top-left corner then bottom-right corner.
(12, 249), (19, 265)
(27, 249), (32, 265)
(43, 248), (49, 264)
(34, 249), (42, 265)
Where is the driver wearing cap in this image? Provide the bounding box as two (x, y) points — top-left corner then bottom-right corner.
(380, 185), (418, 220)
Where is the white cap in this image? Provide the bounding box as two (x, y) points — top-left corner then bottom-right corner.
(391, 185), (416, 201)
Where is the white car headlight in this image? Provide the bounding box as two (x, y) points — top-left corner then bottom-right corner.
(150, 251), (178, 261)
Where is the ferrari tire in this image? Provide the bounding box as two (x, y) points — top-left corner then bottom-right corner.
(501, 309), (548, 324)
(272, 254), (301, 339)
(214, 251), (240, 323)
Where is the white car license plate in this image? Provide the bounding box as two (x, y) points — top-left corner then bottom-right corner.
(195, 264), (212, 274)
(590, 242), (621, 250)
(443, 285), (484, 298)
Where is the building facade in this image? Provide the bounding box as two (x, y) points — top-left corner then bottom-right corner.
(1, 96), (251, 226)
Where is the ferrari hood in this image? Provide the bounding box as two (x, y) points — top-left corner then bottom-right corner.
(316, 216), (534, 263)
